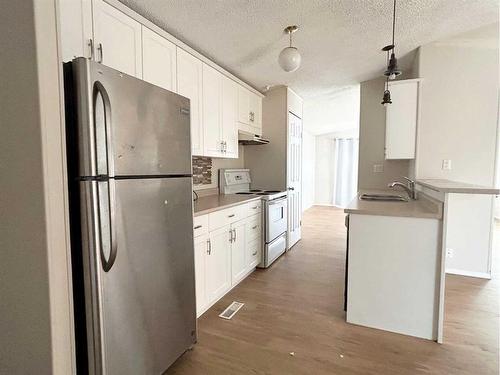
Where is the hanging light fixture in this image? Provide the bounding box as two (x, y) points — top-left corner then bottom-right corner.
(278, 25), (301, 72)
(381, 78), (392, 106)
(382, 0), (402, 80)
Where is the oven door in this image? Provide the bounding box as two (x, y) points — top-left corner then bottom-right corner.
(265, 197), (288, 242)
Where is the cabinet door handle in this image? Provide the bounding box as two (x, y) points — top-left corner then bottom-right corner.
(233, 228), (236, 242)
(252, 251), (258, 256)
(252, 225), (258, 230)
(194, 225), (202, 230)
(228, 214), (235, 218)
(207, 239), (211, 255)
(87, 38), (94, 60)
(229, 229), (233, 243)
(97, 43), (103, 63)
(251, 206), (258, 209)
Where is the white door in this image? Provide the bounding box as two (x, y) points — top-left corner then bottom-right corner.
(202, 64), (223, 157)
(287, 112), (302, 249)
(222, 77), (239, 158)
(177, 49), (203, 156)
(206, 226), (231, 304)
(194, 234), (208, 317)
(93, 0), (142, 78)
(58, 0), (93, 61)
(142, 26), (177, 92)
(230, 220), (247, 285)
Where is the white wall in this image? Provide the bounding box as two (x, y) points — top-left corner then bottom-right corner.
(302, 130), (316, 211)
(415, 24), (498, 186)
(314, 137), (335, 205)
(1, 0), (74, 373)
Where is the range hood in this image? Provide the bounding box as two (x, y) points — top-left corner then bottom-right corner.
(238, 130), (269, 145)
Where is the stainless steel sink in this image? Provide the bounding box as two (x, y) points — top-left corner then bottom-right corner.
(359, 193), (408, 202)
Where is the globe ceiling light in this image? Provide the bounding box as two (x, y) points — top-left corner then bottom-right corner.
(278, 26), (301, 72)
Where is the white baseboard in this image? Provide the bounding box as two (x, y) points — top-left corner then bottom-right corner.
(445, 268), (491, 279)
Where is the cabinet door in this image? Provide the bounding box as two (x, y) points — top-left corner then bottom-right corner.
(194, 234), (208, 317)
(222, 77), (239, 158)
(231, 220), (247, 285)
(177, 49), (203, 156)
(385, 81), (419, 159)
(206, 226), (231, 304)
(142, 26), (177, 92)
(202, 64), (223, 157)
(93, 0), (142, 78)
(59, 0), (93, 62)
(287, 112), (302, 249)
(249, 93), (262, 131)
(237, 86), (250, 125)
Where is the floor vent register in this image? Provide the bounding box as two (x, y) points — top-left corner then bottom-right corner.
(219, 301), (245, 320)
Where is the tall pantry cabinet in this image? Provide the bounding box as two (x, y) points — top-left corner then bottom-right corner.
(244, 86), (303, 249)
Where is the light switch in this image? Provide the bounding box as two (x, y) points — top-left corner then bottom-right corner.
(373, 164), (384, 173)
(442, 159), (452, 170)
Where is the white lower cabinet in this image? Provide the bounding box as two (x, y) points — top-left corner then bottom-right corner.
(230, 220), (247, 285)
(205, 225), (232, 305)
(193, 202), (262, 318)
(194, 234), (209, 316)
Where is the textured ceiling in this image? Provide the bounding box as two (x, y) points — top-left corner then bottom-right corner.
(118, 0), (498, 133)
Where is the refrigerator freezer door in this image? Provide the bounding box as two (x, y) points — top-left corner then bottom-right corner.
(72, 58), (192, 177)
(93, 176), (196, 374)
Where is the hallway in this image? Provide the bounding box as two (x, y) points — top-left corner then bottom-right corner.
(168, 206), (499, 374)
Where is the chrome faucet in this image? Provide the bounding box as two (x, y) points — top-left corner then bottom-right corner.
(388, 176), (417, 200)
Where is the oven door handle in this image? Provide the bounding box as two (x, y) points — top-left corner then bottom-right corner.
(268, 197), (287, 206)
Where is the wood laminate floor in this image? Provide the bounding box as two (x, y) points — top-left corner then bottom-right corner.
(168, 206), (499, 374)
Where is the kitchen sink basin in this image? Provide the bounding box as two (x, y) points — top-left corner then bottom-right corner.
(359, 193), (408, 202)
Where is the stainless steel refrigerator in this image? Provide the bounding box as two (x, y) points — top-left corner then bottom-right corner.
(64, 58), (196, 374)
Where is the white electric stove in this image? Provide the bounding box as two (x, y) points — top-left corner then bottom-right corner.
(219, 169), (288, 268)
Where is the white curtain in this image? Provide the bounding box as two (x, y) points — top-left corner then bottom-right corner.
(333, 138), (359, 208)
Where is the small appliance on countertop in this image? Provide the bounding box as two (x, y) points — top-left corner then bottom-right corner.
(219, 169), (288, 268)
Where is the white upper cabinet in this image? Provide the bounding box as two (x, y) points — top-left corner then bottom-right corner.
(385, 80), (420, 160)
(92, 0), (142, 78)
(238, 87), (263, 135)
(202, 63), (223, 157)
(59, 0), (93, 62)
(177, 49), (203, 156)
(222, 77), (239, 158)
(141, 26), (177, 92)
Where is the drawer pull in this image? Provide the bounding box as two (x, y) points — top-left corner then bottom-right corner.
(252, 251), (258, 256)
(251, 206), (258, 209)
(228, 214), (235, 218)
(252, 225), (258, 230)
(194, 225), (202, 229)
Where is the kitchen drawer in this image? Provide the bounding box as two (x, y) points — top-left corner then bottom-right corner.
(246, 214), (261, 243)
(209, 204), (247, 231)
(246, 200), (262, 216)
(193, 214), (209, 237)
(246, 238), (261, 270)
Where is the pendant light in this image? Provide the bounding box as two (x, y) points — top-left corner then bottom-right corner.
(381, 77), (392, 106)
(278, 26), (301, 72)
(382, 0), (402, 80)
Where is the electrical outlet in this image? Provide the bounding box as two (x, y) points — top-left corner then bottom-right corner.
(442, 159), (452, 170)
(446, 248), (454, 258)
(373, 164), (384, 173)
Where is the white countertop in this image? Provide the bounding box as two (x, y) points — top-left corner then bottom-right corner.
(193, 194), (260, 216)
(344, 190), (442, 219)
(416, 179), (499, 195)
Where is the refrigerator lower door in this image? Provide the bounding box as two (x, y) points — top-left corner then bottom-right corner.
(82, 177), (196, 374)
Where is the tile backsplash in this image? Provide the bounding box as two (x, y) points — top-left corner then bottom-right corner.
(192, 156), (212, 185)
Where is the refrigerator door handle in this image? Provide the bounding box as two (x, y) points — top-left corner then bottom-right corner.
(93, 81), (117, 272)
(106, 178), (118, 272)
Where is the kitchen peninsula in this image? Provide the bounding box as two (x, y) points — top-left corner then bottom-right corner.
(344, 190), (443, 341)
